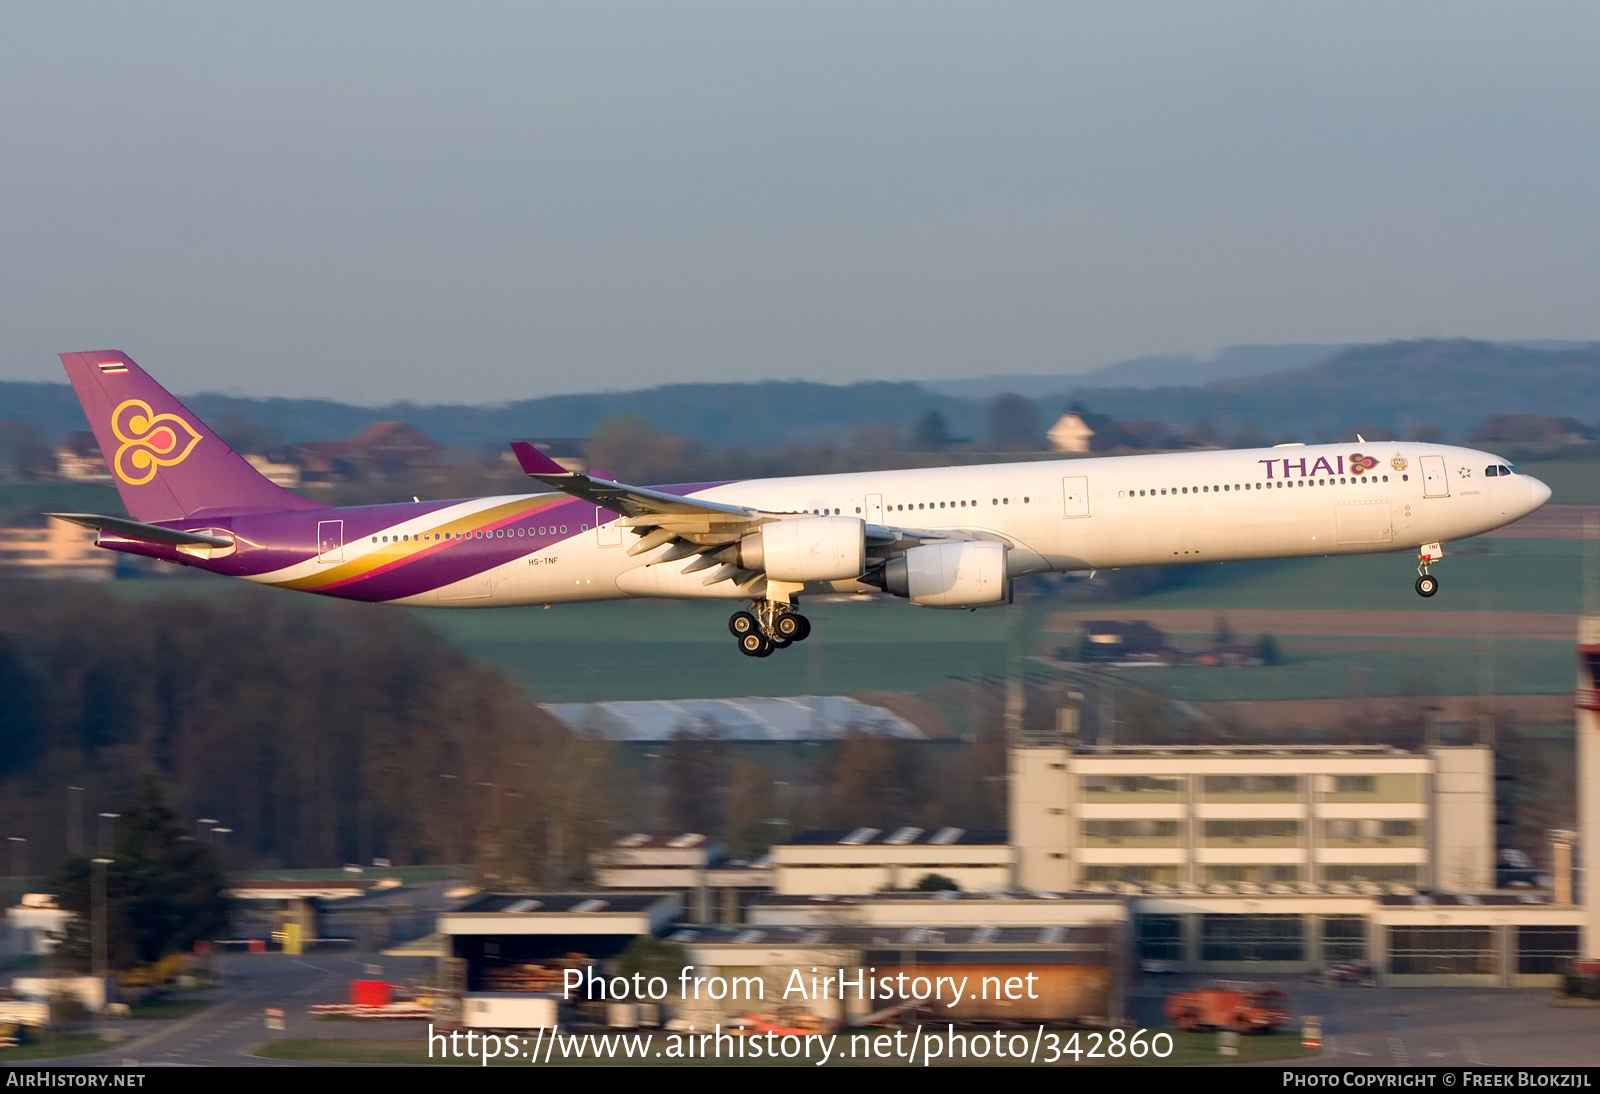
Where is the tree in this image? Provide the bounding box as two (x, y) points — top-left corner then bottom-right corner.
(660, 719), (730, 836)
(910, 410), (953, 452)
(0, 420), (53, 480)
(723, 761), (775, 858)
(913, 873), (960, 892)
(51, 779), (229, 971)
(1213, 614), (1236, 648)
(986, 394), (1040, 451)
(614, 935), (689, 996)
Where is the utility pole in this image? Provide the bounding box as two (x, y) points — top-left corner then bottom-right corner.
(97, 813), (119, 856)
(91, 857), (113, 997)
(6, 837), (25, 908)
(67, 787), (84, 857)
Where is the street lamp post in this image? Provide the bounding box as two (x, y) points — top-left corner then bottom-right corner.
(91, 856), (113, 1007)
(6, 837), (25, 908)
(97, 813), (119, 855)
(67, 787), (84, 857)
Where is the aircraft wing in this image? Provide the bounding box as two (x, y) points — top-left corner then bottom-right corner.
(509, 441), (963, 584)
(48, 512), (234, 548)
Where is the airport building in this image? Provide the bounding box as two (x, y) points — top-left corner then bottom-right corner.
(1010, 743), (1492, 893)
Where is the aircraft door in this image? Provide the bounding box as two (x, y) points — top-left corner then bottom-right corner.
(865, 493), (883, 524)
(596, 507), (623, 546)
(316, 520), (344, 563)
(1062, 476), (1090, 518)
(1420, 456), (1450, 498)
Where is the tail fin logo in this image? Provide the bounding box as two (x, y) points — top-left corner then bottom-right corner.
(110, 399), (203, 485)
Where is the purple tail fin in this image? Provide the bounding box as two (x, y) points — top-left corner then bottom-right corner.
(59, 351), (325, 522)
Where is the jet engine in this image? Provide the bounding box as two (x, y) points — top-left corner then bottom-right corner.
(739, 515), (865, 583)
(883, 540), (1009, 607)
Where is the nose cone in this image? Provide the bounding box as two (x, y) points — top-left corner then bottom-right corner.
(1527, 475), (1552, 512)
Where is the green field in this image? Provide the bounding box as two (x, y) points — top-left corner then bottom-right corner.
(0, 481), (122, 517)
(0, 1032), (112, 1062)
(417, 598), (1050, 702)
(1112, 538), (1580, 615)
(1516, 459), (1600, 505)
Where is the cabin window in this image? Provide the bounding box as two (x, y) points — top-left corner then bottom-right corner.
(1023, 496), (1030, 502)
(1003, 498), (1009, 504)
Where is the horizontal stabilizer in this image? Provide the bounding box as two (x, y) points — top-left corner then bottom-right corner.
(47, 513), (234, 548)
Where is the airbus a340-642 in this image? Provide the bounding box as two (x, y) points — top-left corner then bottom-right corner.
(51, 351), (1550, 657)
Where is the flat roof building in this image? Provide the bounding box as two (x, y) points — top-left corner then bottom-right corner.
(1011, 743), (1492, 895)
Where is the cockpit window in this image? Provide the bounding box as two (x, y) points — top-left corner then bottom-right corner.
(1485, 465), (1499, 477)
(1504, 464), (1519, 475)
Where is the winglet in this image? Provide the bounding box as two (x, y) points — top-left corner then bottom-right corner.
(509, 441), (572, 476)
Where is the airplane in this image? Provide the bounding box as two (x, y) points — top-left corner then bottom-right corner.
(49, 351), (1552, 657)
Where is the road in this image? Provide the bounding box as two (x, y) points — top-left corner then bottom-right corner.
(1129, 982), (1600, 1068)
(18, 951), (434, 1067)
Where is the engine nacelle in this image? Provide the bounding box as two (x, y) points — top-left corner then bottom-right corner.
(740, 516), (865, 583)
(883, 541), (1009, 607)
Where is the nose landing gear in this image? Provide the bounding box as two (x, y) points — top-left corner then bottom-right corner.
(731, 600), (811, 656)
(1415, 542), (1442, 598)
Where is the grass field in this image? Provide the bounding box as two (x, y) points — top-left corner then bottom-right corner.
(252, 1028), (1316, 1067)
(0, 481), (122, 517)
(409, 536), (1579, 703)
(0, 1032), (111, 1062)
(419, 599), (1051, 702)
(1517, 459), (1600, 505)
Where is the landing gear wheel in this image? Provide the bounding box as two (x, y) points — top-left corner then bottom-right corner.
(729, 611), (757, 638)
(1415, 574), (1439, 598)
(774, 613), (809, 642)
(738, 632), (770, 657)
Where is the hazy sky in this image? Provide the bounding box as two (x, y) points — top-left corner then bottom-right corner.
(3, 3), (1598, 403)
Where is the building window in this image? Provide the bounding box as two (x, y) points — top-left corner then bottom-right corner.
(1333, 776), (1376, 793)
(1137, 915), (1183, 962)
(1388, 926), (1493, 976)
(1323, 864), (1419, 884)
(1201, 914), (1305, 962)
(1203, 775), (1300, 794)
(1321, 916), (1367, 963)
(1083, 820), (1181, 840)
(1081, 775), (1183, 794)
(1516, 926), (1579, 975)
(1081, 864), (1177, 885)
(1203, 819), (1299, 840)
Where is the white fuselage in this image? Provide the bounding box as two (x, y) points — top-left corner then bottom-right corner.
(362, 441), (1547, 608)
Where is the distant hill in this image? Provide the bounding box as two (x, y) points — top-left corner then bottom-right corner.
(1062, 339), (1600, 441)
(0, 378), (983, 450)
(926, 343), (1349, 398)
(4, 339), (1599, 449)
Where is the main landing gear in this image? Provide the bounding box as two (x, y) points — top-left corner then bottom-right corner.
(729, 600), (812, 657)
(1415, 541), (1442, 598)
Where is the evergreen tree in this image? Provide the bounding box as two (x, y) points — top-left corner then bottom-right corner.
(51, 779), (229, 971)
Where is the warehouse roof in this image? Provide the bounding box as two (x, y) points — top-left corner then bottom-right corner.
(542, 696), (924, 742)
